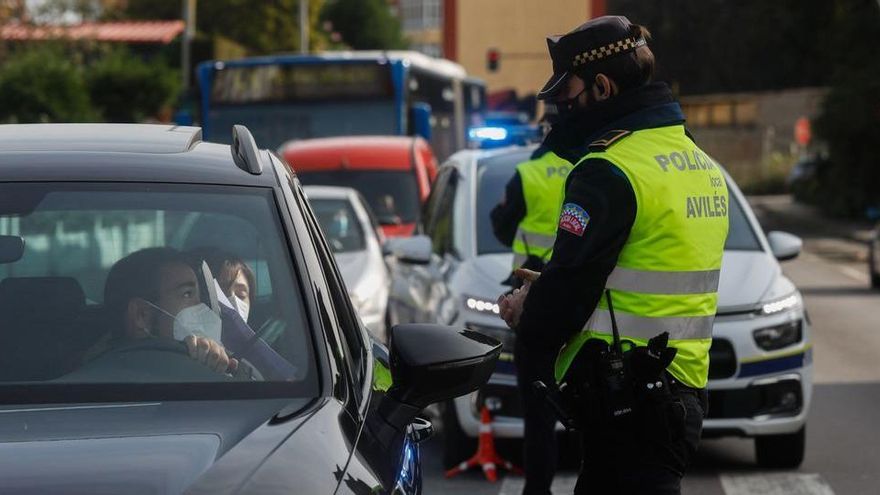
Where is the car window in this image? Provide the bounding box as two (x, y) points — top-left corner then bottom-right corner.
(295, 188), (367, 394)
(0, 182), (317, 400)
(310, 198), (367, 253)
(297, 170), (421, 225)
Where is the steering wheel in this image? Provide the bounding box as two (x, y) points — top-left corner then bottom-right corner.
(114, 339), (243, 381)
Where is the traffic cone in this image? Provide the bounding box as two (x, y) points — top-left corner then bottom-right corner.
(444, 406), (524, 482)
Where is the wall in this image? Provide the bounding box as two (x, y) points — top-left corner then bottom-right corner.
(452, 0), (592, 98)
(681, 87), (826, 188)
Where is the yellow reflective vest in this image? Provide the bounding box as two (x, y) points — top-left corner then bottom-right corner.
(555, 126), (729, 389)
(512, 151), (573, 269)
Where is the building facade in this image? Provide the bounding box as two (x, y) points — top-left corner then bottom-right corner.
(398, 0), (603, 102)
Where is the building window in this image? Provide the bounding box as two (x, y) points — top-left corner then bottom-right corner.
(400, 0), (442, 31)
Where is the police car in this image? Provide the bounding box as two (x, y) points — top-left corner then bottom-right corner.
(410, 145), (812, 470)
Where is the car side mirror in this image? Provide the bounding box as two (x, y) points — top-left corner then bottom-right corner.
(767, 231), (802, 261)
(384, 235), (432, 265)
(378, 324), (500, 431)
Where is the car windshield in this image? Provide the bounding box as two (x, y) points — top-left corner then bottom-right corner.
(310, 198), (366, 253)
(297, 170), (420, 224)
(0, 182), (316, 401)
(475, 151), (763, 254)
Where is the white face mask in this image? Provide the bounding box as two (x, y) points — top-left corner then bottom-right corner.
(147, 301), (223, 343)
(232, 295), (250, 322)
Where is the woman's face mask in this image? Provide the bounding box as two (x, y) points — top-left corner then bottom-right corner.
(146, 301), (223, 342)
(232, 295), (250, 322)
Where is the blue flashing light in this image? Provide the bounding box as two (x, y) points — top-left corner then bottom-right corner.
(468, 126), (509, 141)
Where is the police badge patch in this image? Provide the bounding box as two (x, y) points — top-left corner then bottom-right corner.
(559, 203), (590, 236)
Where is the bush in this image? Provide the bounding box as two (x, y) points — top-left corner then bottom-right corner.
(86, 49), (180, 123)
(0, 46), (95, 123)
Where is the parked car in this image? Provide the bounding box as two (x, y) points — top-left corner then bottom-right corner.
(280, 136), (438, 238)
(303, 185), (391, 342)
(414, 146), (812, 470)
(0, 123), (500, 494)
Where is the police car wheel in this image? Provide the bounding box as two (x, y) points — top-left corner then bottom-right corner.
(755, 426), (805, 469)
(441, 401), (476, 470)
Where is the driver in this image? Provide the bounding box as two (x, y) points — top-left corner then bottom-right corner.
(101, 247), (238, 374)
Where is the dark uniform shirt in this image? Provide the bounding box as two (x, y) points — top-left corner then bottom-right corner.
(517, 82), (688, 354)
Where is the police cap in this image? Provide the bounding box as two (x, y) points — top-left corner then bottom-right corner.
(537, 15), (647, 100)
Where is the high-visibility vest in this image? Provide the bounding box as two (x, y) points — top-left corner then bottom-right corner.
(512, 151), (573, 269)
(554, 126), (729, 389)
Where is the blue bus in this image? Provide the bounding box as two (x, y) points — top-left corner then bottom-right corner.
(197, 51), (486, 160)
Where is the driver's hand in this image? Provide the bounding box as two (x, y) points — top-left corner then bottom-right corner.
(184, 335), (239, 374)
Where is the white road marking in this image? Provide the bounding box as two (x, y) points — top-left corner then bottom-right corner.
(720, 473), (835, 495)
(837, 265), (870, 283)
(498, 474), (578, 495)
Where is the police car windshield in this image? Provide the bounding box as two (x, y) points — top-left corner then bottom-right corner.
(477, 152), (530, 255)
(476, 151), (762, 255)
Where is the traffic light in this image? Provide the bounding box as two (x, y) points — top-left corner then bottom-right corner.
(487, 48), (500, 72)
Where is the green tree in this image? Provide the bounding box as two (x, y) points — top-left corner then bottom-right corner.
(0, 45), (95, 123)
(321, 0), (407, 50)
(812, 0), (880, 216)
(86, 48), (181, 122)
(111, 0), (329, 54)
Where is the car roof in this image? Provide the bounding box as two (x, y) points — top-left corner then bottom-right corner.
(448, 145), (536, 170)
(0, 124), (277, 187)
(279, 136), (417, 172)
(0, 124), (202, 153)
(302, 185), (358, 200)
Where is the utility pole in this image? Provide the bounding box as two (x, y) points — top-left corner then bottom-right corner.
(300, 0), (309, 54)
(181, 0), (197, 91)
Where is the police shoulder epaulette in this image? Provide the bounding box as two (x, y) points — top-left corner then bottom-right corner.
(588, 129), (632, 151)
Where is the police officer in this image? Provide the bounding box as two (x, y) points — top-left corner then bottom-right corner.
(490, 133), (572, 495)
(491, 145), (573, 281)
(498, 16), (729, 494)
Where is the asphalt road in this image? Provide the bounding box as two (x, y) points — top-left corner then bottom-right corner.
(421, 198), (880, 495)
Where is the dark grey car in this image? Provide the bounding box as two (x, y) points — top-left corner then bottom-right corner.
(0, 124), (499, 494)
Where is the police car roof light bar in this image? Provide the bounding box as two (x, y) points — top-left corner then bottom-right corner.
(231, 125), (263, 175)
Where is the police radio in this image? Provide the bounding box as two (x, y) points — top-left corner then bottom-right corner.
(599, 290), (635, 421)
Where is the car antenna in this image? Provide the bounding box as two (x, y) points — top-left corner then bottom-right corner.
(231, 125), (263, 175)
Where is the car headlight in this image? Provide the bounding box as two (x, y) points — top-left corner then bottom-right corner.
(753, 320), (803, 351)
(465, 295), (500, 315)
(759, 293), (800, 316)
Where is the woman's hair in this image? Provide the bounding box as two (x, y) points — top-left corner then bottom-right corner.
(212, 257), (256, 304)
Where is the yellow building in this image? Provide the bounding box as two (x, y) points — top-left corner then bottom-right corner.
(398, 0), (602, 101)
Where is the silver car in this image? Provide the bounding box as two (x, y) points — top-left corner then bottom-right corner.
(402, 146), (813, 470)
(304, 186), (391, 342)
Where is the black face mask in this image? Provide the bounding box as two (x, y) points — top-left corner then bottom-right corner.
(554, 88), (587, 119)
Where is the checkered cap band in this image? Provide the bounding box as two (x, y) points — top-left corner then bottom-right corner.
(572, 37), (647, 67)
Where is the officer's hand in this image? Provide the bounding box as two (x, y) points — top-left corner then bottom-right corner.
(499, 282), (531, 329)
(514, 268), (541, 283)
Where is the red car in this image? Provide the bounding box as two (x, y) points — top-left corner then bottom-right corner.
(280, 136), (438, 237)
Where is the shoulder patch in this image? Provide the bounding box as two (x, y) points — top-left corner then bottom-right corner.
(559, 203), (590, 237)
(588, 129), (632, 151)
